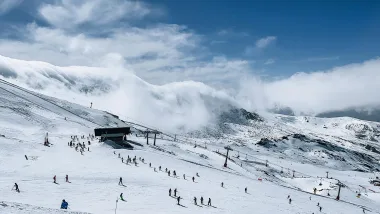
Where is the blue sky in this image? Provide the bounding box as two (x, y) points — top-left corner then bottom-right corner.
(144, 0), (380, 75)
(0, 0), (379, 84)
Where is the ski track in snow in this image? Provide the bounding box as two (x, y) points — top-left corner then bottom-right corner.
(0, 79), (380, 213)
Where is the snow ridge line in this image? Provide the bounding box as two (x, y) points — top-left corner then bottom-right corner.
(0, 78), (104, 128)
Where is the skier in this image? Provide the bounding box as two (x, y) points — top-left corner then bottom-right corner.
(53, 175), (57, 183)
(114, 151), (116, 155)
(183, 174), (185, 179)
(120, 193), (125, 201)
(245, 187), (247, 193)
(194, 197), (197, 205)
(177, 196), (181, 205)
(60, 199), (68, 209)
(65, 175), (69, 183)
(287, 195), (290, 199)
(149, 163), (151, 167)
(169, 188), (172, 196)
(221, 182), (224, 187)
(154, 167), (157, 172)
(168, 171), (171, 176)
(25, 155), (28, 160)
(196, 172), (199, 177)
(192, 177), (195, 182)
(118, 153), (120, 158)
(159, 166), (161, 171)
(319, 206), (322, 212)
(289, 198), (292, 204)
(119, 177), (123, 186)
(174, 188), (177, 197)
(88, 147), (90, 152)
(200, 196), (204, 205)
(122, 157), (124, 163)
(173, 170), (176, 177)
(13, 183), (20, 193)
(208, 198), (212, 206)
(165, 168), (168, 172)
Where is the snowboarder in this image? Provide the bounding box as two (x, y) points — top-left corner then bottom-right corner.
(169, 188), (172, 196)
(177, 196), (181, 205)
(245, 187), (247, 193)
(13, 183), (20, 193)
(194, 197), (197, 205)
(53, 175), (57, 183)
(200, 196), (204, 205)
(221, 182), (224, 187)
(65, 175), (69, 182)
(192, 177), (195, 182)
(208, 198), (211, 206)
(119, 177), (123, 186)
(174, 188), (177, 197)
(60, 199), (68, 209)
(120, 193), (125, 201)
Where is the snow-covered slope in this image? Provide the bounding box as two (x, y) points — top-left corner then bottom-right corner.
(1, 76), (380, 213)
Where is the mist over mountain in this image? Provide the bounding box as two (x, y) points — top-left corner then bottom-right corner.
(2, 54), (380, 131)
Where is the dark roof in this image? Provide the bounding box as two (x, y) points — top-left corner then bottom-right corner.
(94, 127), (131, 136)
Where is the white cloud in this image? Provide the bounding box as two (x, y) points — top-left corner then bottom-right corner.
(0, 0), (22, 15)
(39, 0), (153, 28)
(238, 58), (380, 115)
(264, 59), (275, 65)
(255, 36), (276, 49)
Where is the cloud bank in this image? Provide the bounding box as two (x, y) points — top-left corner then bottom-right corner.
(238, 58), (380, 115)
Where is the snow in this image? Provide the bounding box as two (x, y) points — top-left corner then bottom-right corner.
(1, 78), (380, 213)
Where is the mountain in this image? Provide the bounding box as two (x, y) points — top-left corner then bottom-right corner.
(317, 108), (380, 123)
(1, 56), (380, 213)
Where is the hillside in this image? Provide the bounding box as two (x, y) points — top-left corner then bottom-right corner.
(1, 78), (380, 213)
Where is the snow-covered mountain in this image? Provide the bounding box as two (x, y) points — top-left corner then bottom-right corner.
(1, 70), (380, 213)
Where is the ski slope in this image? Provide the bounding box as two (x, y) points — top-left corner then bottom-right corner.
(1, 80), (380, 213)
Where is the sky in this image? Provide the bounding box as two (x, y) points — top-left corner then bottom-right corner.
(0, 0), (380, 117)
